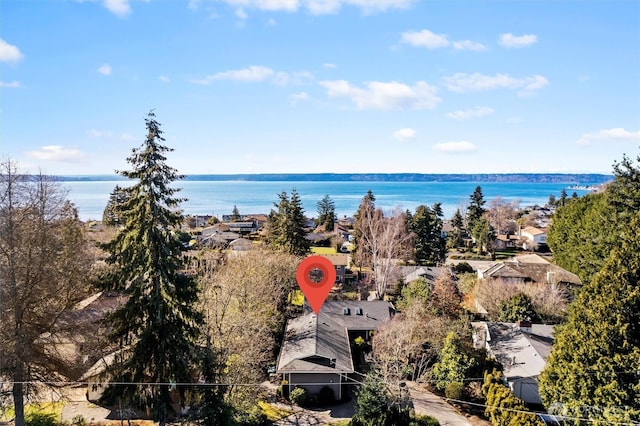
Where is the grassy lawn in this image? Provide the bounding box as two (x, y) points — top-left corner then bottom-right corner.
(311, 246), (337, 254)
(258, 401), (295, 422)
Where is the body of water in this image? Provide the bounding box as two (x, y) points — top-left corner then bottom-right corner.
(61, 179), (596, 222)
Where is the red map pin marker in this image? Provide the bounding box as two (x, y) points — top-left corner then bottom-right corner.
(296, 255), (336, 314)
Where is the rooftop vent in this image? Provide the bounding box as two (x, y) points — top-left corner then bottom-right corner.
(343, 307), (350, 315)
(355, 307), (363, 315)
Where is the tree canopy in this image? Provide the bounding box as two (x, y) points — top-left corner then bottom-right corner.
(0, 160), (93, 426)
(548, 151), (640, 285)
(265, 188), (309, 256)
(98, 111), (209, 425)
(408, 203), (445, 265)
(316, 194), (336, 231)
(539, 211), (640, 424)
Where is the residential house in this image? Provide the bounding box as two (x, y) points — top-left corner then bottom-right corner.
(393, 265), (453, 295)
(478, 253), (582, 291)
(318, 253), (349, 285)
(494, 233), (519, 250)
(276, 300), (394, 400)
(519, 226), (547, 250)
(223, 220), (259, 235)
(473, 321), (554, 405)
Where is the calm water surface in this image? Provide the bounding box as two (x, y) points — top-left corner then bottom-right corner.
(62, 180), (592, 222)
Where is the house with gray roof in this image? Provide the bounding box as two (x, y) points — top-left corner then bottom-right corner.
(473, 321), (554, 405)
(276, 300), (394, 400)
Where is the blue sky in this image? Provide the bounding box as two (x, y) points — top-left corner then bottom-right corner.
(1, 0), (639, 175)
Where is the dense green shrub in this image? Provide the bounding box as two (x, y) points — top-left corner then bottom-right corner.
(289, 387), (308, 406)
(444, 381), (464, 400)
(410, 414), (440, 425)
(25, 412), (56, 426)
(452, 262), (474, 274)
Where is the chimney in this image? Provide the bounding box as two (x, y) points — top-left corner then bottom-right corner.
(517, 320), (532, 333)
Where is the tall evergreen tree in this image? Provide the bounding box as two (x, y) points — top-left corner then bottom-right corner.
(467, 185), (486, 231)
(266, 188), (309, 256)
(98, 111), (206, 425)
(102, 184), (128, 226)
(409, 203), (445, 265)
(316, 194), (336, 231)
(447, 208), (465, 249)
(230, 204), (241, 222)
(558, 188), (568, 206)
(539, 212), (640, 424)
(548, 152), (639, 286)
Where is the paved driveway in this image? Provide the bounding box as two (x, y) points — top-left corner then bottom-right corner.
(405, 382), (471, 426)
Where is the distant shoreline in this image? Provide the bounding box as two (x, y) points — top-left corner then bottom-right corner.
(52, 173), (614, 184)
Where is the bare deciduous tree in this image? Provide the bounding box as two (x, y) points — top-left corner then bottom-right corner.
(486, 196), (519, 235)
(356, 207), (414, 299)
(472, 278), (569, 322)
(0, 160), (93, 426)
(200, 249), (299, 414)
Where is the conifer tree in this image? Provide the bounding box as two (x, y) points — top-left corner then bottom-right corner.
(266, 189), (309, 256)
(409, 203), (445, 265)
(539, 212), (640, 424)
(316, 194), (336, 231)
(98, 111), (207, 425)
(467, 185), (486, 231)
(102, 184), (128, 226)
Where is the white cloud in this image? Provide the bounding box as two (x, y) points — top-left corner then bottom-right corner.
(446, 106), (494, 120)
(159, 75), (170, 83)
(216, 0), (416, 14)
(192, 66), (312, 85)
(98, 64), (112, 76)
(401, 29), (449, 49)
(0, 80), (22, 88)
(453, 40), (487, 51)
(236, 8), (248, 19)
(0, 39), (24, 63)
(576, 128), (640, 145)
(266, 17), (277, 26)
(393, 128), (416, 141)
(323, 63), (337, 69)
(320, 79), (440, 110)
(499, 33), (537, 48)
(434, 141), (477, 153)
(506, 116), (523, 124)
(307, 0), (342, 14)
(104, 0), (131, 17)
(27, 145), (86, 162)
(289, 91), (309, 105)
(193, 65), (273, 84)
(442, 72), (548, 96)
